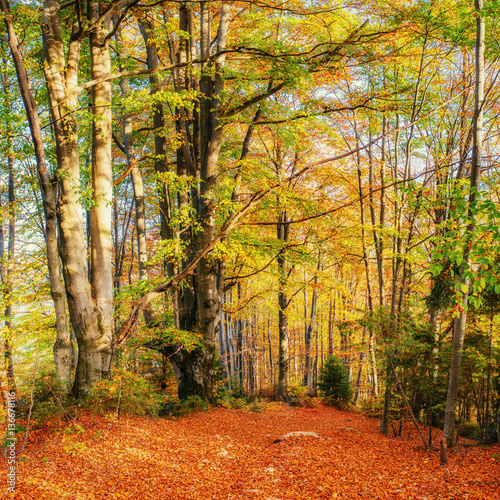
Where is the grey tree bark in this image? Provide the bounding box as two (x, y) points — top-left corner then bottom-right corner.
(88, 1), (114, 380)
(441, 0), (484, 465)
(41, 0), (118, 395)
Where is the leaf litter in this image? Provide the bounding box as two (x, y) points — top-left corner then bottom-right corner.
(3, 405), (499, 499)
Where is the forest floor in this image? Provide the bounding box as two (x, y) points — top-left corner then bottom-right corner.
(2, 404), (500, 499)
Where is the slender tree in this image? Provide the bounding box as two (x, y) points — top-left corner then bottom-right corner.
(441, 0), (485, 465)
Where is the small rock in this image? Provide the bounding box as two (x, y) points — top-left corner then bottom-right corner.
(217, 448), (229, 457)
(281, 431), (321, 439)
(265, 467), (275, 473)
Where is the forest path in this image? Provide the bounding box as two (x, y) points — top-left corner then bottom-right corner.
(7, 405), (500, 499)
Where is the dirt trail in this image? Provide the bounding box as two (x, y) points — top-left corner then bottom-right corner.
(4, 405), (500, 499)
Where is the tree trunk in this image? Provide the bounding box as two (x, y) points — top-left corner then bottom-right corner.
(171, 347), (217, 400)
(42, 0), (113, 396)
(304, 261), (320, 391)
(276, 211), (290, 400)
(0, 130), (16, 393)
(441, 0), (484, 463)
(380, 367), (392, 435)
(1, 0), (72, 391)
(89, 2), (114, 380)
(155, 3), (231, 400)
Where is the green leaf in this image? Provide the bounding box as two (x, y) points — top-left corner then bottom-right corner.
(431, 264), (442, 277)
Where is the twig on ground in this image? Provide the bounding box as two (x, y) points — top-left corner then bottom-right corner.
(49, 387), (72, 424)
(103, 379), (123, 442)
(19, 335), (41, 456)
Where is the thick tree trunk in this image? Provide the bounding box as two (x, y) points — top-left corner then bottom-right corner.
(171, 347), (216, 401)
(89, 4), (114, 379)
(42, 0), (113, 396)
(167, 4), (230, 399)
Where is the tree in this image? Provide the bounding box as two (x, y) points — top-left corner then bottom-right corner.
(0, 0), (72, 392)
(318, 355), (353, 405)
(440, 0), (485, 463)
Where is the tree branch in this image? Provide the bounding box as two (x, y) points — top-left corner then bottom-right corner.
(222, 83), (285, 118)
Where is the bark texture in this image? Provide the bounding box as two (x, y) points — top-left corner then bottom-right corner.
(42, 0), (115, 395)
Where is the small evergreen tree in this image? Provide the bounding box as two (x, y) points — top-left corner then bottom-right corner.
(317, 355), (353, 406)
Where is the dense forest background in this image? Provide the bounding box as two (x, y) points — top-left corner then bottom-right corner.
(0, 0), (499, 463)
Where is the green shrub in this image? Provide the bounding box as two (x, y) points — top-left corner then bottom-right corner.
(86, 369), (162, 417)
(180, 395), (209, 414)
(230, 397), (247, 409)
(360, 396), (383, 418)
(288, 382), (316, 407)
(248, 398), (266, 413)
(457, 422), (481, 441)
(160, 394), (211, 418)
(214, 382), (233, 406)
(217, 398), (234, 409)
(303, 397), (321, 408)
(288, 382), (307, 405)
(159, 398), (184, 418)
(317, 355), (353, 406)
(23, 370), (70, 427)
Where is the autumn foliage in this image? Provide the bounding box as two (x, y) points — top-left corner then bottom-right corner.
(1, 0), (500, 495)
(4, 405), (499, 499)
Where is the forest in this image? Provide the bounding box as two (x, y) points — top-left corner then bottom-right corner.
(1, 0), (500, 497)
